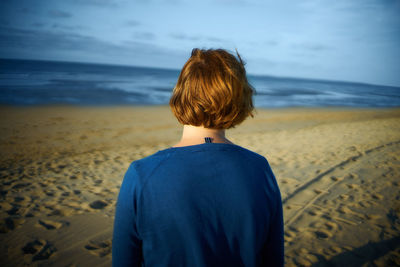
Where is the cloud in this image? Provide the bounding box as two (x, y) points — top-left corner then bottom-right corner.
(0, 18), (9, 26)
(48, 10), (72, 18)
(0, 25), (186, 68)
(0, 26), (97, 51)
(206, 36), (225, 42)
(170, 33), (200, 41)
(133, 31), (155, 40)
(169, 32), (230, 45)
(32, 22), (45, 28)
(19, 7), (32, 14)
(125, 20), (141, 27)
(264, 40), (279, 46)
(70, 0), (120, 7)
(292, 43), (331, 51)
(303, 44), (331, 51)
(51, 23), (86, 31)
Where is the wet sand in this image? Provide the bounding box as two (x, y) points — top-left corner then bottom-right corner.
(0, 105), (399, 266)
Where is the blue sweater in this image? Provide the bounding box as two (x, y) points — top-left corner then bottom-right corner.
(112, 143), (284, 267)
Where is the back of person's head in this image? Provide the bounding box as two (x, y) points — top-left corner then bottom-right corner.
(169, 48), (255, 129)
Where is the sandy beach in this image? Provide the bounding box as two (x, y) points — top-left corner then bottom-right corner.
(0, 105), (399, 266)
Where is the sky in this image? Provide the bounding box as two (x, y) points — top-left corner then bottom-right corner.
(1, 0), (400, 86)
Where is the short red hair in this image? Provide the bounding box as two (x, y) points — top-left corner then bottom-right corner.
(169, 48), (254, 129)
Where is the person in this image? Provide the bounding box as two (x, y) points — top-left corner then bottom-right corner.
(112, 48), (284, 267)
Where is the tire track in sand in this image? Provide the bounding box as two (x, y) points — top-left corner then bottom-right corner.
(283, 140), (400, 227)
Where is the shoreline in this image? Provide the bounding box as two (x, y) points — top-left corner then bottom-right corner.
(1, 105), (399, 266)
(1, 103), (399, 109)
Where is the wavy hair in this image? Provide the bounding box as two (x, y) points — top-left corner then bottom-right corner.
(169, 48), (255, 129)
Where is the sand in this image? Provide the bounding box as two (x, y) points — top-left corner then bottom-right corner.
(0, 105), (399, 266)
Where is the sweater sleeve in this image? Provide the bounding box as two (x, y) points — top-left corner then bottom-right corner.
(261, 190), (284, 266)
(112, 163), (143, 267)
(260, 161), (285, 267)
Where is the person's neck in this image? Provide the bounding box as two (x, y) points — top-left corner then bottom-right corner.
(172, 124), (233, 147)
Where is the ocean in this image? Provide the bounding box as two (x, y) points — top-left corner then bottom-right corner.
(1, 58), (399, 108)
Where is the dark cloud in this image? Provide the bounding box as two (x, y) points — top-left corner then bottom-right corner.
(19, 7), (32, 14)
(0, 26), (184, 68)
(48, 10), (72, 18)
(0, 19), (9, 26)
(0, 26), (93, 51)
(32, 22), (45, 28)
(51, 23), (86, 31)
(70, 0), (120, 7)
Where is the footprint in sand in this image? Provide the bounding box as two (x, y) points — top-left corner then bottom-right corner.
(313, 189), (325, 194)
(89, 200), (108, 209)
(348, 173), (358, 179)
(391, 181), (400, 187)
(7, 204), (21, 216)
(94, 179), (103, 185)
(47, 206), (75, 217)
(371, 193), (384, 200)
(14, 196), (30, 204)
(292, 248), (319, 267)
(365, 214), (381, 220)
(0, 217), (25, 233)
(324, 221), (338, 231)
(11, 182), (32, 190)
(22, 239), (46, 254)
(284, 229), (298, 243)
(337, 205), (352, 214)
(22, 239), (57, 261)
(330, 246), (343, 254)
(0, 201), (12, 211)
(308, 209), (322, 216)
(357, 200), (370, 208)
(84, 239), (111, 257)
(346, 183), (359, 190)
(315, 229), (332, 239)
(330, 176), (343, 182)
(36, 219), (63, 230)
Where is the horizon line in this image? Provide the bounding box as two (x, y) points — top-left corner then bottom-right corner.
(1, 56), (399, 89)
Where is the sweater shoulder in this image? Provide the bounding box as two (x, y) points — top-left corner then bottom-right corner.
(235, 145), (270, 167)
(128, 151), (172, 181)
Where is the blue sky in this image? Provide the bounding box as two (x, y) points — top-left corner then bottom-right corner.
(1, 0), (399, 86)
